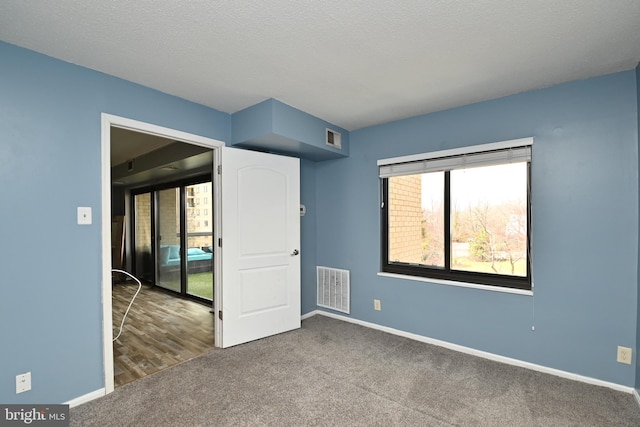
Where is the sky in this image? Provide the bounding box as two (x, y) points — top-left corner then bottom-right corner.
(421, 162), (527, 210)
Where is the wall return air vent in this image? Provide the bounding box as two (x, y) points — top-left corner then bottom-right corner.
(317, 266), (350, 314)
(326, 128), (342, 149)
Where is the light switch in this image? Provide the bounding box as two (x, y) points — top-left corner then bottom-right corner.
(16, 372), (31, 394)
(77, 207), (92, 225)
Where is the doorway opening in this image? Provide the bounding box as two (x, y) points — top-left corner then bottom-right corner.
(102, 113), (302, 395)
(101, 114), (223, 393)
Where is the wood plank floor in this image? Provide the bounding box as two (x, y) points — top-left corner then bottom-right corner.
(112, 282), (215, 387)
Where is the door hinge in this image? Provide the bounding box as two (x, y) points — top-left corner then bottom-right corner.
(218, 311), (223, 321)
(217, 164), (222, 175)
(218, 238), (222, 247)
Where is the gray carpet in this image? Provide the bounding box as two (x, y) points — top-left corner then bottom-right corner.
(71, 315), (640, 426)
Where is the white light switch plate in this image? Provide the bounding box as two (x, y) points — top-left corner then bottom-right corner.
(77, 207), (92, 225)
(16, 372), (31, 394)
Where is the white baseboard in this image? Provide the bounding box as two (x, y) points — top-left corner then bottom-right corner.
(634, 389), (640, 410)
(65, 388), (106, 408)
(301, 311), (317, 320)
(305, 310), (635, 394)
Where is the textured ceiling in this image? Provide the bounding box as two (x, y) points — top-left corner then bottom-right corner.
(1, 1), (639, 130)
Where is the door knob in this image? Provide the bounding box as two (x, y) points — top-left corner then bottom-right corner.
(291, 249), (300, 256)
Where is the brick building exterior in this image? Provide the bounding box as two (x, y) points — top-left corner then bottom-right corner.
(388, 175), (423, 264)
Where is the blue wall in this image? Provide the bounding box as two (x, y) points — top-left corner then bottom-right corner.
(313, 71), (639, 386)
(1, 39), (638, 404)
(636, 63), (640, 391)
(0, 42), (230, 403)
(300, 159), (318, 314)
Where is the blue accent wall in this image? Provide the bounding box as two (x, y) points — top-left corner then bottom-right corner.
(0, 41), (230, 403)
(300, 159), (318, 314)
(313, 71), (639, 386)
(636, 62), (640, 391)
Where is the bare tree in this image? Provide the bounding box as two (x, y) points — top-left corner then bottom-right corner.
(451, 197), (526, 276)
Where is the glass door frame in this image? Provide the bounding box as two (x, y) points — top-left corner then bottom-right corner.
(132, 191), (154, 283)
(155, 185), (184, 293)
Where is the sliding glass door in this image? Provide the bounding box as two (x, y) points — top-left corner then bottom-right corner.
(133, 192), (153, 282)
(185, 182), (214, 300)
(157, 187), (182, 293)
(131, 176), (213, 303)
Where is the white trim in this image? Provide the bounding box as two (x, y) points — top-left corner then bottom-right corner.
(377, 272), (533, 296)
(305, 310), (634, 394)
(377, 137), (533, 167)
(301, 311), (317, 320)
(100, 116), (114, 394)
(103, 114), (224, 149)
(65, 388), (106, 408)
(212, 148), (223, 349)
(634, 389), (640, 410)
(101, 113), (224, 396)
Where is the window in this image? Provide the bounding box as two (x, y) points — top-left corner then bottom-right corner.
(379, 139), (532, 290)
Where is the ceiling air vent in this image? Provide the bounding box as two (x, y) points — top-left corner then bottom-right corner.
(326, 128), (342, 149)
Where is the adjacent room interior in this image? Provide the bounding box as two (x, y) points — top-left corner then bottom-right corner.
(110, 127), (215, 386)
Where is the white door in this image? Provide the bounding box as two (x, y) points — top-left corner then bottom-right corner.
(220, 147), (300, 348)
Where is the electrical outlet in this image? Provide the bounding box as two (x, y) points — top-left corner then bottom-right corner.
(16, 372), (31, 394)
(617, 346), (632, 365)
(374, 299), (381, 311)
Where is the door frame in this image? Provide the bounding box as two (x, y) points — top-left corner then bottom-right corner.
(101, 113), (224, 394)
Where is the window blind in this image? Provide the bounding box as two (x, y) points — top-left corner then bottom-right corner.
(379, 145), (531, 178)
